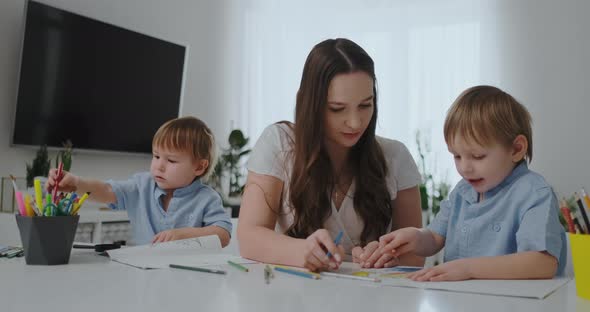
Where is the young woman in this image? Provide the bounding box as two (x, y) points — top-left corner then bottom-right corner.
(238, 38), (424, 271)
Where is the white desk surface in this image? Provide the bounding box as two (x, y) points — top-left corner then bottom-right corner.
(1, 250), (588, 312)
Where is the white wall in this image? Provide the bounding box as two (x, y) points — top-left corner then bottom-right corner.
(494, 0), (590, 195)
(0, 0), (588, 195)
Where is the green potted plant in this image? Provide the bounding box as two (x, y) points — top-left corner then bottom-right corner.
(55, 140), (73, 172)
(415, 130), (450, 267)
(415, 130), (451, 219)
(25, 141), (74, 188)
(416, 130), (432, 212)
(26, 145), (51, 188)
(430, 180), (451, 216)
(209, 129), (251, 202)
(223, 129), (251, 197)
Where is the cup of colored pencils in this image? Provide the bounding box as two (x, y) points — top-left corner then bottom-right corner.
(10, 173), (87, 265)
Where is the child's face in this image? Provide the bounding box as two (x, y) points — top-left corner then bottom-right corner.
(448, 135), (517, 194)
(150, 147), (207, 190)
(323, 71), (374, 150)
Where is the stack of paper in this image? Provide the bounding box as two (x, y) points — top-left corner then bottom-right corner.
(106, 235), (255, 269)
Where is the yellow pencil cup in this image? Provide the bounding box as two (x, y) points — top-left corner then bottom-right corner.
(570, 233), (590, 300)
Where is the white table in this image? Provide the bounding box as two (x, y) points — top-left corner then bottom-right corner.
(1, 249), (588, 312)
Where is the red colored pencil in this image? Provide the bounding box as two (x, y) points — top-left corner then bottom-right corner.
(52, 162), (64, 204)
(560, 207), (576, 233)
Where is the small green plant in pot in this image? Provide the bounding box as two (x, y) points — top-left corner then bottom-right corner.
(55, 140), (73, 172)
(415, 130), (451, 217)
(416, 130), (432, 212)
(209, 129), (251, 199)
(26, 145), (51, 188)
(223, 129), (251, 197)
(26, 141), (74, 188)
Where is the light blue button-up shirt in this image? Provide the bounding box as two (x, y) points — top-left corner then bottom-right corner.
(107, 172), (232, 245)
(428, 162), (566, 275)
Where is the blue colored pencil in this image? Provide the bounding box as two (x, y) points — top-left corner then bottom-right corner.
(274, 266), (320, 280)
(326, 230), (344, 258)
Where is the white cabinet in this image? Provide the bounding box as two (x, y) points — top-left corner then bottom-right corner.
(76, 202), (130, 244)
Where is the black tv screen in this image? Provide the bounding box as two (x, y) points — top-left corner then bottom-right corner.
(12, 1), (186, 154)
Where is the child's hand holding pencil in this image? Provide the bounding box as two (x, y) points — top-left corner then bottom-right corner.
(45, 166), (117, 208)
(46, 167), (79, 193)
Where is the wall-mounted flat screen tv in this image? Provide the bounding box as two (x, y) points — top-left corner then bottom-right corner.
(12, 0), (187, 154)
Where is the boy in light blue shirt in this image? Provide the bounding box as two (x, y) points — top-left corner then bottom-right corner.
(47, 117), (232, 246)
(378, 85), (566, 281)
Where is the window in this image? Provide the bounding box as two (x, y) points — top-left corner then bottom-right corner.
(235, 0), (498, 186)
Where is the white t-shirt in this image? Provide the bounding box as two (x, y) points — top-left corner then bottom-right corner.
(247, 123), (421, 257)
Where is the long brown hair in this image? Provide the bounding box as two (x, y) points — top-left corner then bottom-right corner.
(285, 38), (391, 245)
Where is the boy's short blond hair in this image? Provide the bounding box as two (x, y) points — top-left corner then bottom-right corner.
(152, 116), (216, 178)
(444, 85), (533, 162)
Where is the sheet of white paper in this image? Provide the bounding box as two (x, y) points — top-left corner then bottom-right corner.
(335, 262), (570, 299)
(106, 235), (256, 269)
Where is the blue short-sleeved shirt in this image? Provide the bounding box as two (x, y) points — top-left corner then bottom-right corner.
(107, 172), (232, 245)
(427, 163), (566, 275)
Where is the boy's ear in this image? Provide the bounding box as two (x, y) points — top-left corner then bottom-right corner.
(511, 135), (528, 163)
(193, 159), (209, 177)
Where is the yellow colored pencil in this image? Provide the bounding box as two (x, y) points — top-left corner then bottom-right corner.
(77, 192), (89, 206)
(71, 203), (81, 215)
(34, 179), (43, 210)
(24, 194), (35, 216)
(71, 192), (90, 215)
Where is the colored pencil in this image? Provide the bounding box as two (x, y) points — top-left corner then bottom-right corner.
(576, 192), (590, 232)
(274, 266), (320, 280)
(326, 230), (344, 258)
(227, 260), (249, 272)
(169, 264), (226, 275)
(320, 271), (381, 282)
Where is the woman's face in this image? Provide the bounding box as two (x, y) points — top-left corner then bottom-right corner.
(324, 71), (375, 150)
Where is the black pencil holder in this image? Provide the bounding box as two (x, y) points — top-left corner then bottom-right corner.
(15, 214), (79, 265)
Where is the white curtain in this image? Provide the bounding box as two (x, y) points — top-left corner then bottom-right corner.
(235, 0), (497, 186)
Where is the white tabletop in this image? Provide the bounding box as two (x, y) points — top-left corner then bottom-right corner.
(1, 249), (588, 312)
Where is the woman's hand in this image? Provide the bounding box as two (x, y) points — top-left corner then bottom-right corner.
(301, 229), (344, 271)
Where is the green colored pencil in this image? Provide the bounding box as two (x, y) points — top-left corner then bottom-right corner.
(5, 248), (23, 258)
(169, 264), (226, 275)
(227, 260), (249, 272)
